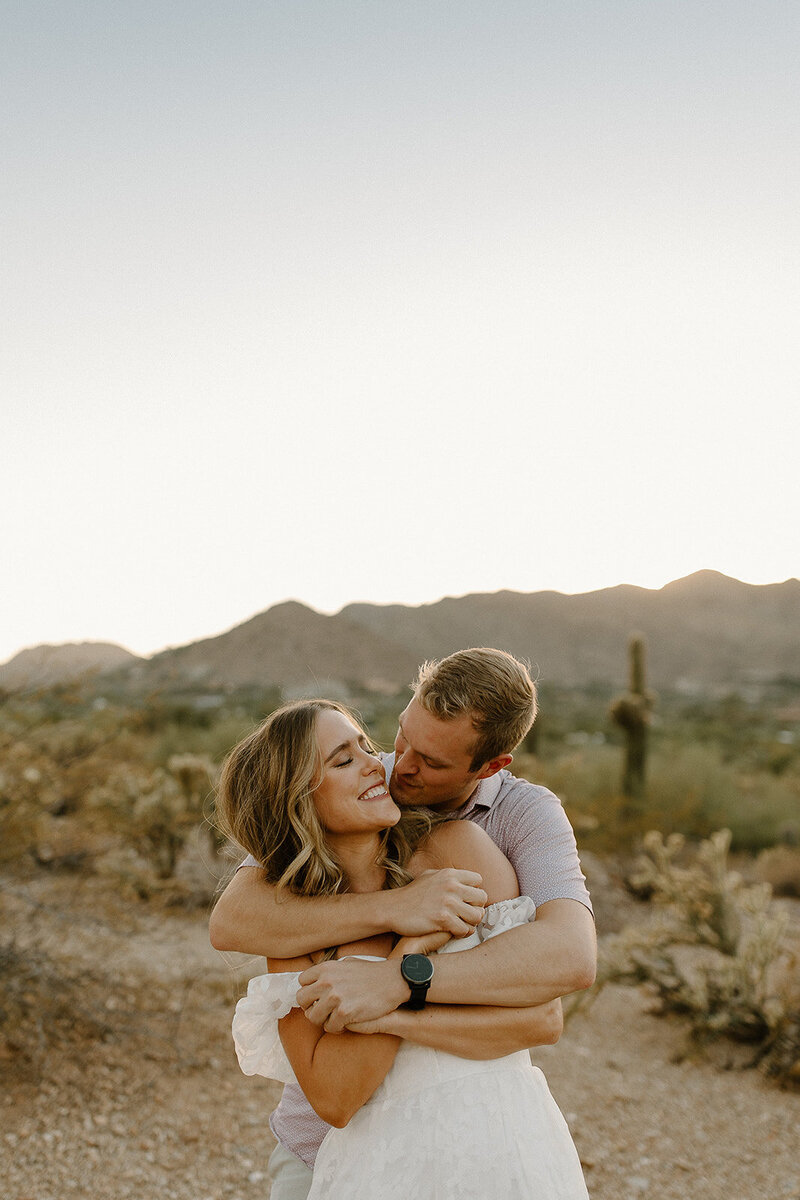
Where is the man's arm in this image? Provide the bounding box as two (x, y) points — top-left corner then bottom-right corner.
(349, 998), (564, 1059)
(427, 898), (596, 1005)
(209, 864), (487, 958)
(297, 898), (596, 1031)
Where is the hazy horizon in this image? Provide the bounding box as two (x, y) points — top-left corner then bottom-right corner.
(4, 566), (798, 664)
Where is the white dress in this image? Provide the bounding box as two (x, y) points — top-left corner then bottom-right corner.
(233, 897), (590, 1200)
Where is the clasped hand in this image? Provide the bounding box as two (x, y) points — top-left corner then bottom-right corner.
(297, 867), (486, 1032)
(297, 957), (406, 1032)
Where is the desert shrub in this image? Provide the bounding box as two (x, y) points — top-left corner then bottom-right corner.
(0, 938), (111, 1069)
(516, 742), (800, 852)
(0, 695), (230, 880)
(598, 830), (800, 1086)
(515, 746), (620, 810)
(88, 753), (219, 880)
(754, 846), (800, 898)
(0, 735), (65, 866)
(168, 752), (223, 853)
(148, 714), (257, 767)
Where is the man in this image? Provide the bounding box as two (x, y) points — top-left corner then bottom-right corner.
(210, 647), (596, 1199)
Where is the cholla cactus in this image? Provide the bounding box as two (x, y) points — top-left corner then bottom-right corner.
(167, 753), (216, 811)
(599, 830), (799, 1085)
(762, 1014), (800, 1085)
(91, 755), (218, 880)
(0, 745), (62, 865)
(627, 829), (747, 953)
(167, 753), (224, 854)
(610, 633), (655, 808)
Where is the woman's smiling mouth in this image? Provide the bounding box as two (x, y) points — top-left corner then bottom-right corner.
(358, 783), (389, 801)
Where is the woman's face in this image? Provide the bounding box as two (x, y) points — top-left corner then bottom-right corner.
(313, 708), (401, 835)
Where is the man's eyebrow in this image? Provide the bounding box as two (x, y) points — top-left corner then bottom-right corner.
(397, 720), (448, 767)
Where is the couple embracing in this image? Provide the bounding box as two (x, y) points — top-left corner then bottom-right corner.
(210, 647), (596, 1198)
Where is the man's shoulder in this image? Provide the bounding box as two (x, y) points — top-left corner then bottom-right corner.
(493, 769), (563, 810)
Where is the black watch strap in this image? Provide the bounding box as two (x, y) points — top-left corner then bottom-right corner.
(401, 953), (434, 1010)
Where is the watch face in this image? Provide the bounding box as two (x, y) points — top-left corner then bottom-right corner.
(402, 954), (434, 985)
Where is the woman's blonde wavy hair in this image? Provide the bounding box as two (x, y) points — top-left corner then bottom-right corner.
(216, 699), (438, 899)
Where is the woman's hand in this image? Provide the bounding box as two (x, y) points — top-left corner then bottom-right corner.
(389, 929), (453, 958)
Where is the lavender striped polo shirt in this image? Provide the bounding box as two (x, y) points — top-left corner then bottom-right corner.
(239, 755), (592, 1167)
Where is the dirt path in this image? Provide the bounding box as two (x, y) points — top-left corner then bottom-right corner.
(2, 874), (798, 1200)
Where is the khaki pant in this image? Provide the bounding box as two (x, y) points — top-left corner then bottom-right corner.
(268, 1140), (313, 1200)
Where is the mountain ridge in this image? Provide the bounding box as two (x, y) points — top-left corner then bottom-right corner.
(2, 572), (798, 694)
(0, 642), (141, 691)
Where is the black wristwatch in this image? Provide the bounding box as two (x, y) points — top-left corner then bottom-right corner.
(400, 954), (434, 1010)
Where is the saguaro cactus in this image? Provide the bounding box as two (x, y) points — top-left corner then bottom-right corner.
(610, 633), (655, 807)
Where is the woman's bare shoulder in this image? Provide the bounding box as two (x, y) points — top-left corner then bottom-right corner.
(420, 818), (494, 864)
(414, 819), (519, 903)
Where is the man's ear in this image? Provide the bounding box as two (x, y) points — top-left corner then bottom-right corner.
(475, 754), (513, 781)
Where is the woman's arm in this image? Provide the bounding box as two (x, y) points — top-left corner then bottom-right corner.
(297, 821), (528, 1031)
(269, 953), (401, 1128)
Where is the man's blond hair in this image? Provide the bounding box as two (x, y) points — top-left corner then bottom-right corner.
(412, 647), (537, 771)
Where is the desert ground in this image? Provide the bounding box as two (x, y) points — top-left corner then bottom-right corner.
(2, 867), (798, 1200)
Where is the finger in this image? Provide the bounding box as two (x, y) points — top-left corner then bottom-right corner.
(297, 983), (336, 1020)
(448, 869), (484, 887)
(441, 901), (484, 931)
(304, 997), (335, 1027)
(305, 1004), (327, 1027)
(440, 914), (477, 938)
(296, 983), (320, 1010)
(297, 966), (321, 987)
(346, 1021), (375, 1034)
(459, 884), (489, 907)
(323, 1011), (347, 1034)
(455, 899), (486, 925)
(422, 930), (454, 953)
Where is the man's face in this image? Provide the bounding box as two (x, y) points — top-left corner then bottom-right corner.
(389, 697), (486, 812)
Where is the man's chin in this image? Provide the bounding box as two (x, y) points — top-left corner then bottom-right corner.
(389, 779), (427, 806)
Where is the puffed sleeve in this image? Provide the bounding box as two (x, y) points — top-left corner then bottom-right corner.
(232, 971), (302, 1083)
(476, 895), (537, 941)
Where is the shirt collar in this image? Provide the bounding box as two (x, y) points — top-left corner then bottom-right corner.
(455, 769), (504, 816)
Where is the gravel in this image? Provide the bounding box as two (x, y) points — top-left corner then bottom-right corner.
(2, 873), (798, 1200)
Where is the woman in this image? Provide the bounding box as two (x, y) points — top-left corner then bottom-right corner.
(217, 700), (589, 1199)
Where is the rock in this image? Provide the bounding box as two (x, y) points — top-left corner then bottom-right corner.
(627, 1177), (650, 1193)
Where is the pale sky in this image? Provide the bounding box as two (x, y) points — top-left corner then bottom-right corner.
(2, 1), (799, 664)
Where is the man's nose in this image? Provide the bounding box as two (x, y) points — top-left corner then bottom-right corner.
(395, 749), (419, 775)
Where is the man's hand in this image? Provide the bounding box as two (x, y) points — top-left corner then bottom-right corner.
(388, 869), (486, 937)
(297, 958), (409, 1033)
